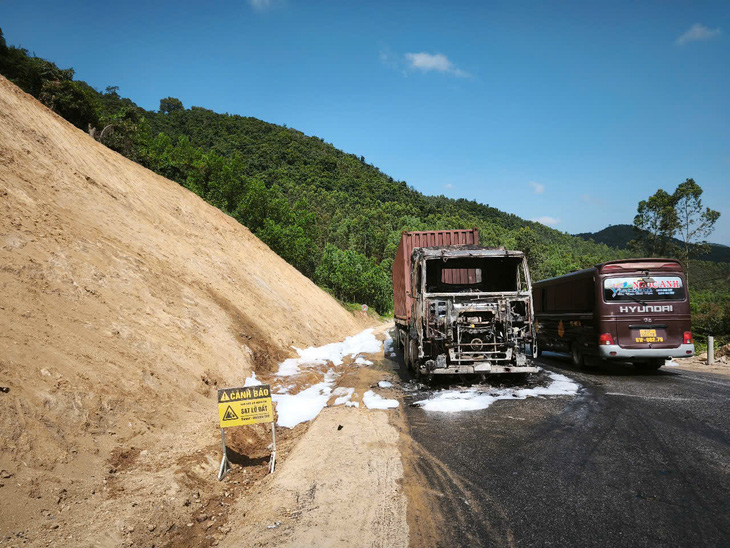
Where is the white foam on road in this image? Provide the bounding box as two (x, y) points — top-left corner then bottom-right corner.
(275, 329), (382, 376)
(363, 390), (399, 409)
(384, 332), (394, 353)
(244, 372), (263, 387)
(273, 382), (333, 428)
(270, 329), (395, 427)
(273, 369), (339, 428)
(414, 371), (580, 413)
(332, 387), (355, 406)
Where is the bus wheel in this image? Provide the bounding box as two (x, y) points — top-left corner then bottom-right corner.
(571, 343), (585, 369)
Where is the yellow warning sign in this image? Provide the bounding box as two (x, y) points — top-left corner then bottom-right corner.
(222, 405), (238, 421)
(217, 385), (273, 428)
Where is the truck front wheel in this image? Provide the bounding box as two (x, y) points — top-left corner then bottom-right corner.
(408, 339), (419, 374)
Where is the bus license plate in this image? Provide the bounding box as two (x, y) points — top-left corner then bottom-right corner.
(635, 329), (663, 343)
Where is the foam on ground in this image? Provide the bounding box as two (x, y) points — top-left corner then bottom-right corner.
(363, 390), (399, 409)
(414, 371), (580, 413)
(276, 329), (382, 376)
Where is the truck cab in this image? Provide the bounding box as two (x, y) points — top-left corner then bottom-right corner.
(402, 246), (538, 379)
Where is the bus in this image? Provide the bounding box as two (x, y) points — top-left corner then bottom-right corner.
(532, 259), (694, 370)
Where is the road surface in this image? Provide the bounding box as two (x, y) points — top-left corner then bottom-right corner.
(401, 355), (730, 547)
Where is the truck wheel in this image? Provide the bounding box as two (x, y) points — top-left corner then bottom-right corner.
(403, 336), (410, 369)
(571, 342), (585, 369)
(408, 339), (419, 375)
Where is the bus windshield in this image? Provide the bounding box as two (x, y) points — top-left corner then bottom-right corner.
(603, 276), (685, 302)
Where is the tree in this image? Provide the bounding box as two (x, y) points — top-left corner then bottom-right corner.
(39, 79), (100, 129)
(514, 227), (545, 279)
(630, 188), (679, 258)
(631, 180), (721, 274)
(159, 97), (184, 114)
(673, 178), (720, 272)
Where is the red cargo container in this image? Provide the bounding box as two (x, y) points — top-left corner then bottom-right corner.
(392, 229), (479, 323)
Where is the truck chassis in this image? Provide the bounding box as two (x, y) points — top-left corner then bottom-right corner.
(396, 247), (538, 380)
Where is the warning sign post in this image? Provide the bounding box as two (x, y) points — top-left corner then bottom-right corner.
(217, 384), (276, 480)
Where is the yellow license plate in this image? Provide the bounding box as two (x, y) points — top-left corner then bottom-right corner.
(639, 329), (656, 337)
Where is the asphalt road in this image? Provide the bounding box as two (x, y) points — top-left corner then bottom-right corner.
(401, 355), (730, 547)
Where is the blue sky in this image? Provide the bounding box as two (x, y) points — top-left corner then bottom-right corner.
(2, 0), (729, 244)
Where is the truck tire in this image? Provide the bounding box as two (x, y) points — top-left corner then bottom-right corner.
(403, 337), (410, 370)
(408, 339), (419, 375)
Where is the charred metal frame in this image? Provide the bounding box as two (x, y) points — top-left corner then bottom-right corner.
(410, 247), (538, 375)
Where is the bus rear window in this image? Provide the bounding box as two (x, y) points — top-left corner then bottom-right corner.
(603, 276), (685, 302)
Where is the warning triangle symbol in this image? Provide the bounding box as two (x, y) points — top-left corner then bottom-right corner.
(220, 392), (230, 402)
(222, 405), (238, 421)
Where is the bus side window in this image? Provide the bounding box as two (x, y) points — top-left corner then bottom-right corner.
(541, 287), (548, 312)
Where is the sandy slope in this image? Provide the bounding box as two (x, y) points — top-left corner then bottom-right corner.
(224, 407), (408, 548)
(0, 75), (370, 545)
(222, 322), (409, 548)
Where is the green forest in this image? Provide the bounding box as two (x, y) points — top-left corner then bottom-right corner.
(1, 29), (727, 346)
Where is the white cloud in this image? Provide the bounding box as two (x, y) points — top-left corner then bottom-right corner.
(444, 183), (454, 189)
(531, 216), (561, 227)
(404, 52), (470, 77)
(676, 23), (721, 45)
(529, 181), (544, 195)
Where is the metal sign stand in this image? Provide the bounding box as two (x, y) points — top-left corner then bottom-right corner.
(269, 422), (277, 474)
(216, 388), (277, 480)
(218, 428), (231, 481)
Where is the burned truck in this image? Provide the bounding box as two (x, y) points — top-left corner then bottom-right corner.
(392, 230), (538, 380)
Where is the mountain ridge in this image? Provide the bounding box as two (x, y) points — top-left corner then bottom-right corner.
(575, 224), (730, 263)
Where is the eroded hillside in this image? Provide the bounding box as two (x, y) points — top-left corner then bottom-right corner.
(0, 75), (369, 545)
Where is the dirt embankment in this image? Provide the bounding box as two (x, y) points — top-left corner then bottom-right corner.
(0, 75), (371, 546)
(221, 323), (409, 548)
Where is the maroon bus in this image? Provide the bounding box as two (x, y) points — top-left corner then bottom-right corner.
(532, 259), (694, 370)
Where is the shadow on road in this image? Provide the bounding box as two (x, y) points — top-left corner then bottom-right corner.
(538, 351), (681, 378)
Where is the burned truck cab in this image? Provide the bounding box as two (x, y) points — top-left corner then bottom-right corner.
(404, 246), (538, 377)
